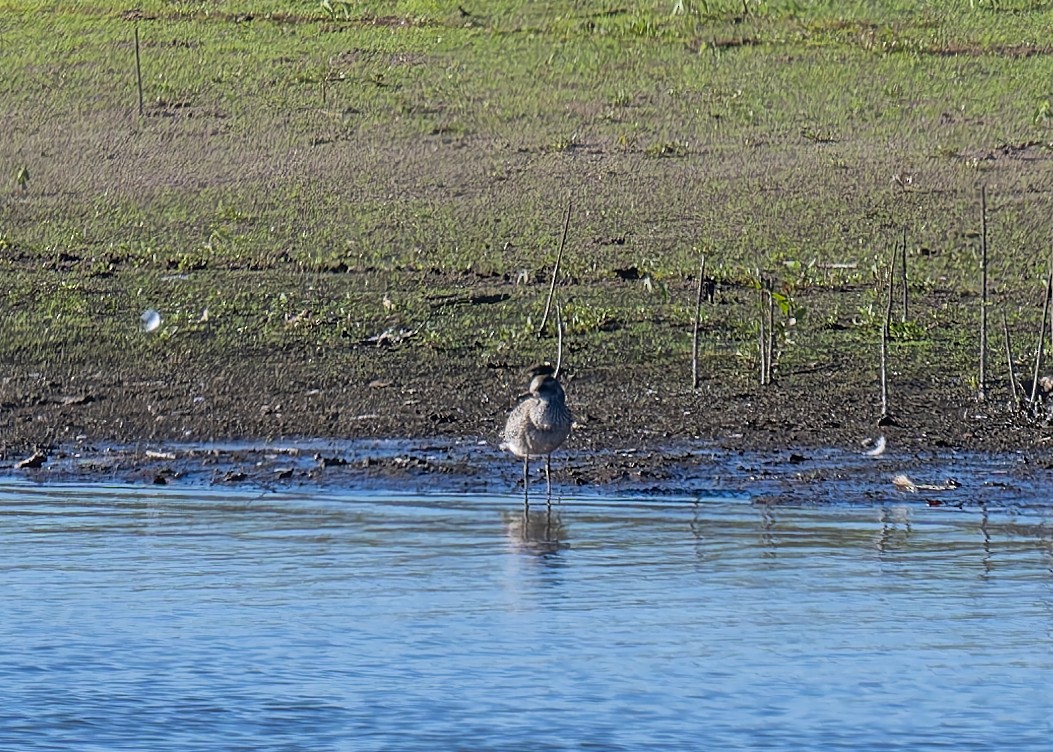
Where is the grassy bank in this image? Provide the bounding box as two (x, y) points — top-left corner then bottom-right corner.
(3, 1), (1053, 448)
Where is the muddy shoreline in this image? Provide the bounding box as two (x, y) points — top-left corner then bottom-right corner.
(1, 434), (1045, 511)
(2, 354), (1051, 501)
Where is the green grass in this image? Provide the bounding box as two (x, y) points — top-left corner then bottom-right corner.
(3, 0), (1053, 401)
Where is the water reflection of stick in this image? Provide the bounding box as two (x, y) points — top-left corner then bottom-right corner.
(538, 196), (572, 336)
(1029, 260), (1052, 402)
(692, 255), (706, 389)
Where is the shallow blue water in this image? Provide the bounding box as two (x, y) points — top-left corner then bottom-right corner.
(2, 481), (1052, 751)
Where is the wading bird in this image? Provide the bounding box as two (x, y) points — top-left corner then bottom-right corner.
(500, 366), (572, 507)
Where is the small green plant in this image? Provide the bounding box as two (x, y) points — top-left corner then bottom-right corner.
(1034, 99), (1052, 126)
(800, 126), (836, 144)
(545, 136), (574, 153)
(621, 14), (665, 38)
(563, 302), (618, 334)
(853, 302), (881, 328)
(889, 319), (927, 342)
(41, 279), (89, 318)
(616, 132), (639, 152)
(320, 0), (354, 20)
(170, 251), (208, 272)
(644, 140), (689, 158)
(771, 289), (803, 329)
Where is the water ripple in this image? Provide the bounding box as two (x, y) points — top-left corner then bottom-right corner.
(1, 482), (1052, 750)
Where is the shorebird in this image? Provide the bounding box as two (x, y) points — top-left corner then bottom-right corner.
(500, 367), (572, 506)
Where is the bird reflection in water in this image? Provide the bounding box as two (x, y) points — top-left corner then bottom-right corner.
(504, 504), (569, 555)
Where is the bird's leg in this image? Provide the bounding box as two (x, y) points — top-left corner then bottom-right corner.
(545, 455), (553, 507)
(522, 455), (530, 511)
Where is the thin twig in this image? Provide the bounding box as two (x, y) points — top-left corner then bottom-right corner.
(134, 25), (144, 117)
(758, 281), (767, 385)
(1002, 309), (1019, 407)
(766, 287), (775, 384)
(554, 303), (564, 379)
(692, 255), (706, 390)
(538, 196), (573, 336)
(900, 225), (909, 322)
(1048, 268), (1053, 392)
(1030, 260), (1053, 402)
(978, 185), (989, 402)
(880, 247), (896, 418)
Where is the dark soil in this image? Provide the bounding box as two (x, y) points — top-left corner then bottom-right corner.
(3, 313), (1052, 492)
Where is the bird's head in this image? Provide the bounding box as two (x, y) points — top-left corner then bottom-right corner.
(529, 374), (565, 400)
(526, 363), (556, 379)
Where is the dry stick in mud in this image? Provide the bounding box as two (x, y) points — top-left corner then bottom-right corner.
(757, 279), (770, 385)
(1047, 263), (1053, 394)
(900, 225), (909, 322)
(766, 284), (777, 384)
(978, 186), (989, 402)
(691, 255), (706, 390)
(757, 277), (776, 386)
(880, 248), (896, 420)
(1003, 310), (1019, 407)
(134, 25), (144, 116)
(758, 288), (767, 385)
(1029, 261), (1053, 402)
(538, 196), (573, 337)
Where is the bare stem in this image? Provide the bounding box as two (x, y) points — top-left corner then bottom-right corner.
(554, 303), (564, 379)
(900, 225), (909, 322)
(881, 247), (896, 418)
(978, 185), (989, 402)
(766, 287), (775, 384)
(1048, 269), (1053, 389)
(538, 196), (573, 336)
(134, 25), (144, 117)
(1002, 310), (1018, 407)
(1029, 260), (1053, 402)
(758, 283), (767, 385)
(692, 255), (706, 390)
